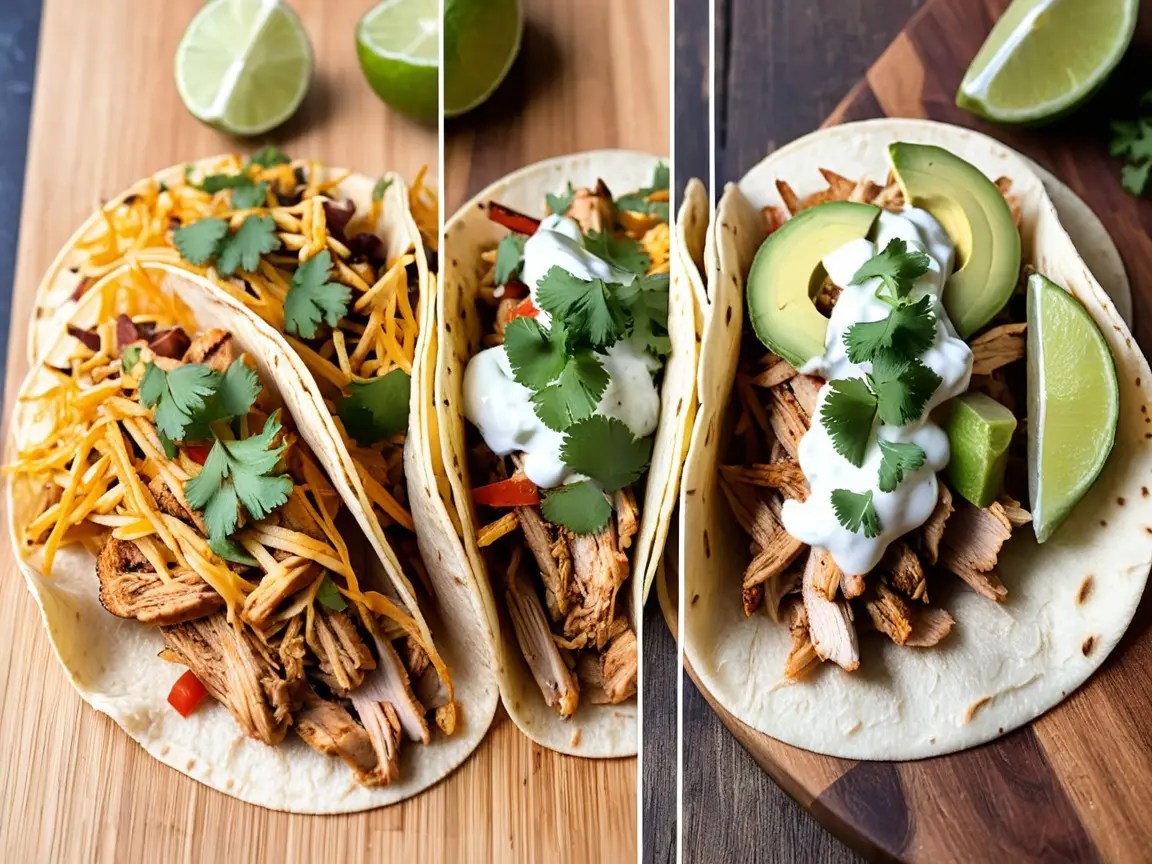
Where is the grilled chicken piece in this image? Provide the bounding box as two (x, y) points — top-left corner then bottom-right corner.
(920, 484), (953, 565)
(162, 612), (291, 744)
(720, 462), (809, 501)
(600, 627), (638, 704)
(721, 479), (806, 610)
(147, 475), (194, 524)
(939, 501), (1013, 601)
(406, 637), (450, 711)
(278, 614), (307, 681)
(242, 561), (322, 627)
(885, 542), (927, 601)
(614, 487), (639, 551)
(354, 698), (403, 787)
(566, 180), (614, 233)
(505, 555), (579, 716)
(811, 548), (842, 600)
(516, 504), (570, 620)
(970, 323), (1026, 376)
(907, 607), (955, 647)
(308, 608), (377, 695)
(999, 495), (1032, 528)
(788, 375), (822, 417)
(96, 537), (223, 625)
(783, 600), (820, 680)
(751, 355), (798, 389)
(293, 682), (382, 785)
(766, 386), (809, 459)
(762, 562), (802, 623)
(866, 583), (914, 646)
(564, 525), (630, 650)
(801, 550), (859, 671)
(181, 327), (235, 374)
(353, 634), (430, 744)
(841, 572), (865, 599)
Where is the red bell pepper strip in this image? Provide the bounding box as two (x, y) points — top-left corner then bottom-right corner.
(184, 444), (212, 465)
(472, 475), (540, 507)
(488, 202), (541, 236)
(506, 298), (539, 323)
(167, 670), (208, 718)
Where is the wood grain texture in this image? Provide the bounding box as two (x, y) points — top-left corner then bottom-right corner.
(443, 0), (670, 215)
(695, 0), (1152, 862)
(0, 2), (634, 862)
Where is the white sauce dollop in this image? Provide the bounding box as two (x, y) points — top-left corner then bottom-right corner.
(463, 216), (661, 489)
(783, 209), (973, 575)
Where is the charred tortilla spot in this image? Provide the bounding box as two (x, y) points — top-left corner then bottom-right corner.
(1100, 520), (1108, 527)
(703, 530), (711, 558)
(676, 398), (683, 416)
(1118, 497), (1126, 506)
(964, 696), (991, 723)
(1143, 487), (1149, 498)
(726, 305), (733, 325)
(1081, 635), (1097, 656)
(1076, 576), (1094, 605)
(691, 594), (700, 606)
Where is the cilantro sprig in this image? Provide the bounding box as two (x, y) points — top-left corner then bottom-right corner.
(830, 489), (882, 539)
(139, 357), (261, 444)
(844, 294), (935, 364)
(877, 440), (926, 493)
(337, 368), (411, 446)
(283, 250), (352, 338)
(616, 164), (670, 221)
(1110, 90), (1152, 197)
(174, 215), (281, 276)
(583, 230), (651, 276)
(849, 238), (931, 304)
(546, 182), (575, 217)
(494, 233), (526, 286)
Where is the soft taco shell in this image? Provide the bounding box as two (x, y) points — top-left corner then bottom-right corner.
(8, 265), (498, 811)
(430, 151), (691, 756)
(682, 119), (1152, 760)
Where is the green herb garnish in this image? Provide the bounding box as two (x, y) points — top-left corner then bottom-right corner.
(830, 489), (882, 539)
(283, 250), (352, 339)
(560, 415), (652, 492)
(583, 230), (650, 276)
(844, 295), (935, 364)
(868, 352), (942, 427)
(173, 215), (281, 276)
(877, 440), (927, 493)
(494, 233), (527, 286)
(1111, 91), (1152, 196)
(541, 480), (613, 534)
(546, 183), (575, 217)
(337, 369), (412, 446)
(820, 378), (878, 467)
(248, 146), (290, 168)
(139, 362), (221, 442)
(121, 345), (141, 374)
(535, 266), (629, 349)
(372, 175), (394, 202)
(316, 575), (349, 611)
(849, 238), (931, 303)
(615, 164), (670, 221)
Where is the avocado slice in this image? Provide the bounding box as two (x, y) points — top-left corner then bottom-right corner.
(746, 201), (881, 367)
(888, 143), (1021, 339)
(945, 392), (1018, 508)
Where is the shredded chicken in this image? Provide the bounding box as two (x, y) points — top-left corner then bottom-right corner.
(505, 552), (579, 716)
(599, 626), (638, 704)
(938, 501), (1013, 601)
(564, 525), (629, 650)
(720, 462), (809, 501)
(752, 355), (798, 388)
(801, 551), (859, 671)
(970, 323), (1026, 375)
(566, 180), (614, 233)
(516, 505), (570, 621)
(840, 572), (865, 600)
(767, 386), (809, 459)
(999, 495), (1032, 528)
(181, 327), (235, 374)
(866, 583), (914, 645)
(293, 682), (382, 785)
(783, 600), (820, 680)
(353, 633), (430, 744)
(762, 562), (802, 623)
(308, 608), (377, 694)
(788, 375), (822, 418)
(906, 607), (955, 648)
(96, 537), (223, 625)
(614, 487), (639, 551)
(278, 615), (306, 682)
(885, 542), (927, 601)
(811, 548), (842, 600)
(920, 483), (953, 565)
(242, 561), (322, 627)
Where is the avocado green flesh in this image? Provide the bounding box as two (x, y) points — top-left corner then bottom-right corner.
(946, 392), (1017, 508)
(746, 202), (881, 367)
(889, 143), (1021, 339)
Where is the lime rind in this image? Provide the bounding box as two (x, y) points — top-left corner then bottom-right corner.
(1026, 273), (1119, 543)
(359, 0), (438, 66)
(443, 0), (524, 117)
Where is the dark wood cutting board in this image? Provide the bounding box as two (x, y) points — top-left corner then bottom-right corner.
(697, 1), (1152, 861)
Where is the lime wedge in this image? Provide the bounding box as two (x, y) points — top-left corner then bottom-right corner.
(1027, 273), (1118, 543)
(444, 0), (523, 118)
(957, 0), (1138, 124)
(175, 0), (313, 136)
(357, 0), (439, 123)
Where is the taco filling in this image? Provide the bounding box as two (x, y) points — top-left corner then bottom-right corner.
(726, 143), (1118, 676)
(9, 276), (454, 786)
(459, 169), (670, 715)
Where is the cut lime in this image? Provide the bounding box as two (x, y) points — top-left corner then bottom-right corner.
(175, 0), (313, 136)
(956, 0), (1138, 124)
(357, 0), (439, 123)
(444, 0), (522, 118)
(1027, 273), (1118, 543)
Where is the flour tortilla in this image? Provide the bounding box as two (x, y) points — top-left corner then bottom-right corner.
(9, 267), (498, 810)
(430, 151), (690, 756)
(683, 119), (1152, 760)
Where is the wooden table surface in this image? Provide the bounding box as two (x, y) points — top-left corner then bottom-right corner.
(0, 2), (637, 862)
(685, 3), (924, 862)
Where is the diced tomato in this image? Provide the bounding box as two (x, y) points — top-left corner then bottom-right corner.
(472, 476), (540, 507)
(167, 670), (208, 718)
(184, 445), (212, 465)
(506, 298), (539, 323)
(488, 202), (541, 236)
(495, 278), (530, 300)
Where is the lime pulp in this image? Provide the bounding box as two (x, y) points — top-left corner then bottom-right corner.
(357, 0), (439, 123)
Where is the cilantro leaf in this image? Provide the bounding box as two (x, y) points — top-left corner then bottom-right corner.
(216, 215), (281, 275)
(283, 250), (351, 338)
(139, 362), (221, 442)
(614, 272), (671, 357)
(159, 432), (178, 460)
(531, 352), (609, 431)
(504, 317), (567, 390)
(844, 295), (936, 363)
(198, 173), (253, 194)
(820, 378), (878, 467)
(248, 146), (290, 168)
(535, 266), (628, 348)
(540, 480), (613, 535)
(173, 217), (229, 266)
(868, 352), (942, 426)
(615, 164), (670, 221)
(1121, 161), (1151, 197)
(121, 345), (141, 374)
(494, 233), (526, 285)
(185, 413), (292, 542)
(1110, 97), (1152, 197)
(560, 415), (651, 492)
(316, 575), (348, 610)
(338, 369), (412, 446)
(372, 175), (394, 202)
(546, 182), (575, 216)
(208, 536), (259, 566)
(850, 238), (931, 301)
(217, 357), (261, 418)
(231, 181), (269, 210)
(584, 230), (650, 275)
(831, 489), (882, 538)
(877, 440), (926, 493)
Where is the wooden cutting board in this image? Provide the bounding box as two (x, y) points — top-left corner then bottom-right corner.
(697, 1), (1152, 862)
(0, 2), (635, 862)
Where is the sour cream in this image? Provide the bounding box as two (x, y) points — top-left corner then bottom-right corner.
(782, 209), (973, 575)
(463, 216), (661, 489)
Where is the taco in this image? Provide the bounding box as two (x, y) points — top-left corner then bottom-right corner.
(427, 152), (694, 756)
(683, 119), (1152, 760)
(9, 198), (496, 811)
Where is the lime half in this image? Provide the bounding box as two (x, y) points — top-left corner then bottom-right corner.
(1027, 273), (1119, 543)
(957, 0), (1138, 124)
(357, 0), (439, 123)
(175, 0), (313, 136)
(444, 0), (523, 118)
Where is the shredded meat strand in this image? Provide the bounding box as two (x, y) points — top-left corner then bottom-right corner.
(939, 501), (1013, 601)
(866, 583), (914, 646)
(801, 550), (859, 671)
(96, 537), (223, 625)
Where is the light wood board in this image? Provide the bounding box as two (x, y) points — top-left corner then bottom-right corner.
(0, 1), (635, 861)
